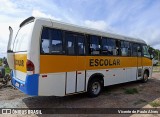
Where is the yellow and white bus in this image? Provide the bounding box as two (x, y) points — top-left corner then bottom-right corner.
(7, 16), (153, 97)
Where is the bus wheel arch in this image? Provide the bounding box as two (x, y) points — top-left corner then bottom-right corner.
(87, 73), (104, 97)
(142, 69), (149, 83)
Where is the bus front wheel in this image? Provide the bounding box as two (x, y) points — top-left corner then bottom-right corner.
(87, 79), (102, 97)
(141, 71), (149, 83)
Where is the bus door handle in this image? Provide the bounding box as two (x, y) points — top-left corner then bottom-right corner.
(77, 72), (82, 74)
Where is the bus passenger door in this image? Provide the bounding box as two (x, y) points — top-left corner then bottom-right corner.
(65, 33), (86, 94)
(76, 35), (86, 92)
(133, 44), (143, 80)
(137, 45), (143, 80)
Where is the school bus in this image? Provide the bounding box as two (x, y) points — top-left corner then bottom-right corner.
(7, 16), (153, 97)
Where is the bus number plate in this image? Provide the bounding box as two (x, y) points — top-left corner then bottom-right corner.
(15, 82), (20, 87)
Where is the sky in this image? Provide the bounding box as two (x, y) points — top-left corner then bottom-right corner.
(0, 0), (160, 57)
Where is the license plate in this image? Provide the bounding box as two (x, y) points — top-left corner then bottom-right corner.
(15, 82), (20, 87)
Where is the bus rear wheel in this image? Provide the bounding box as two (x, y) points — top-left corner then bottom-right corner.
(87, 79), (102, 97)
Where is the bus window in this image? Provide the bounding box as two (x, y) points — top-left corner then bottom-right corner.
(13, 22), (33, 52)
(132, 43), (142, 56)
(115, 40), (120, 56)
(77, 35), (85, 55)
(89, 35), (101, 55)
(101, 38), (116, 56)
(142, 45), (150, 58)
(101, 37), (108, 55)
(108, 39), (116, 55)
(41, 27), (63, 54)
(120, 41), (130, 56)
(66, 33), (76, 55)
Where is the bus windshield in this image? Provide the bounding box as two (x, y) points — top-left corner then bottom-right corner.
(143, 45), (150, 58)
(12, 22), (34, 52)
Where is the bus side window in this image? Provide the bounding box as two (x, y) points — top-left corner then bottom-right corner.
(50, 29), (63, 54)
(77, 35), (85, 55)
(89, 35), (101, 55)
(41, 27), (63, 54)
(107, 38), (116, 56)
(132, 43), (142, 56)
(137, 45), (142, 57)
(41, 27), (50, 54)
(101, 37), (109, 55)
(65, 33), (76, 55)
(101, 37), (115, 56)
(132, 44), (138, 56)
(115, 40), (120, 56)
(120, 41), (130, 56)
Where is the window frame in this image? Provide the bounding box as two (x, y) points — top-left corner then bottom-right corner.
(131, 43), (142, 57)
(120, 41), (131, 57)
(40, 26), (65, 55)
(76, 34), (86, 56)
(65, 31), (77, 56)
(101, 37), (117, 56)
(88, 35), (101, 56)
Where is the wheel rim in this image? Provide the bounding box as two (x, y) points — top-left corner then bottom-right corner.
(91, 82), (101, 95)
(144, 73), (148, 81)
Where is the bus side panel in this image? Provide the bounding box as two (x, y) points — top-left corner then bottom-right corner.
(85, 56), (138, 88)
(38, 73), (66, 96)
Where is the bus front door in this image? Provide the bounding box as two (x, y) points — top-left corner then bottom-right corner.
(137, 45), (143, 80)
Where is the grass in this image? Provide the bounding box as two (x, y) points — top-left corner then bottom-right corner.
(149, 100), (160, 107)
(124, 88), (138, 94)
(5, 67), (11, 74)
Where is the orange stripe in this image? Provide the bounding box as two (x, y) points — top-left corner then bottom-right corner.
(40, 55), (152, 74)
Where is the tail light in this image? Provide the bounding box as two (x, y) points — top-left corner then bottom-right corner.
(26, 60), (35, 74)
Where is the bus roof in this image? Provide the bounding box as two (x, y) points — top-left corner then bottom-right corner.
(22, 16), (147, 44)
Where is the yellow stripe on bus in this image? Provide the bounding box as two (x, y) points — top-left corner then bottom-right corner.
(40, 55), (152, 74)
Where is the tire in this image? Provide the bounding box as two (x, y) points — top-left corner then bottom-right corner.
(87, 78), (102, 97)
(141, 71), (149, 83)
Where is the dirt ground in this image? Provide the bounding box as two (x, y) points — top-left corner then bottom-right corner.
(0, 67), (160, 117)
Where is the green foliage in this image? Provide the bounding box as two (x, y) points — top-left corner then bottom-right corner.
(5, 67), (11, 74)
(150, 101), (160, 107)
(148, 45), (160, 60)
(124, 88), (138, 94)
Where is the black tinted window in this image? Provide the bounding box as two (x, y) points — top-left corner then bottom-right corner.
(101, 37), (116, 55)
(132, 43), (141, 56)
(41, 27), (63, 54)
(89, 35), (101, 55)
(77, 35), (85, 55)
(120, 41), (130, 56)
(66, 33), (76, 55)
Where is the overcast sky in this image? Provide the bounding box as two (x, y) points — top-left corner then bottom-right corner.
(0, 0), (160, 57)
